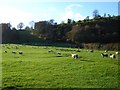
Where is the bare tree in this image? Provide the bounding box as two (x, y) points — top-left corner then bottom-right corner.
(17, 22), (24, 30)
(67, 18), (72, 24)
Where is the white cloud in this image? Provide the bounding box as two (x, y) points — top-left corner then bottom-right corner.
(65, 4), (83, 11)
(74, 13), (85, 20)
(48, 7), (56, 12)
(0, 6), (33, 28)
(60, 4), (85, 23)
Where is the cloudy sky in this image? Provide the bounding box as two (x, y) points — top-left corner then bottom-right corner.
(0, 0), (119, 28)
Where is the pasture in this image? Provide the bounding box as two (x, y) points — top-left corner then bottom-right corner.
(1, 44), (120, 89)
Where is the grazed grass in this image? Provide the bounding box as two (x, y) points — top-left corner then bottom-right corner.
(2, 44), (119, 89)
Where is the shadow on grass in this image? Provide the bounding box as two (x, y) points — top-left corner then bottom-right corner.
(55, 56), (63, 57)
(2, 37), (76, 48)
(80, 59), (95, 62)
(2, 86), (18, 90)
(2, 87), (119, 90)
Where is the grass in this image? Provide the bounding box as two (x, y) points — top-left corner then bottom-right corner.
(1, 44), (120, 89)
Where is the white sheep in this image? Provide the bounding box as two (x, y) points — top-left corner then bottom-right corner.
(71, 54), (78, 59)
(105, 50), (108, 53)
(115, 51), (120, 55)
(89, 50), (94, 52)
(110, 54), (116, 59)
(101, 53), (108, 58)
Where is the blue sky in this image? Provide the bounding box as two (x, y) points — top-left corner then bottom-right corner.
(0, 0), (119, 28)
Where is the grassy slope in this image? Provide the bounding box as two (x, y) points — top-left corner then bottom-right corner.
(2, 44), (119, 88)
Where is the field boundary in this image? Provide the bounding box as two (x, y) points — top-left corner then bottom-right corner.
(0, 26), (2, 89)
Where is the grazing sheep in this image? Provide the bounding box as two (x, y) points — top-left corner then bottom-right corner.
(48, 50), (53, 53)
(12, 51), (16, 54)
(57, 52), (61, 55)
(105, 50), (108, 53)
(110, 54), (116, 59)
(101, 53), (108, 58)
(89, 50), (94, 52)
(71, 54), (78, 59)
(76, 49), (81, 52)
(4, 51), (7, 53)
(19, 51), (23, 54)
(115, 51), (120, 55)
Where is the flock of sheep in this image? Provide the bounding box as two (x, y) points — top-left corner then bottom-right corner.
(72, 50), (119, 59)
(3, 44), (23, 55)
(2, 44), (119, 60)
(47, 47), (119, 59)
(5, 50), (23, 55)
(101, 51), (119, 59)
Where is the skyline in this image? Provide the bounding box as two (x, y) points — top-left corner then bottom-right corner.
(0, 0), (119, 28)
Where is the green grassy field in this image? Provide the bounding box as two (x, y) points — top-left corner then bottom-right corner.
(1, 44), (120, 89)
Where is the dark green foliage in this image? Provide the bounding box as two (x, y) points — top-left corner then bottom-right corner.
(2, 16), (120, 50)
(34, 16), (119, 44)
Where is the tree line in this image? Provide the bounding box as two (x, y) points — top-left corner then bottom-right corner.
(2, 10), (120, 50)
(34, 15), (120, 45)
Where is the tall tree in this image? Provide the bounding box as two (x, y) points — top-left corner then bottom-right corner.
(67, 18), (72, 24)
(49, 19), (54, 25)
(12, 27), (17, 31)
(103, 13), (106, 17)
(108, 14), (111, 17)
(25, 26), (31, 30)
(93, 9), (99, 19)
